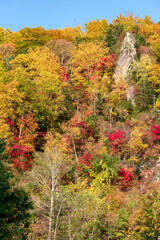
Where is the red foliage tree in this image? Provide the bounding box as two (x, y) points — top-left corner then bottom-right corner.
(137, 45), (151, 56)
(107, 130), (126, 155)
(97, 53), (116, 73)
(11, 144), (33, 171)
(151, 125), (160, 140)
(60, 67), (70, 84)
(77, 154), (93, 173)
(70, 121), (94, 151)
(9, 114), (38, 171)
(6, 118), (14, 127)
(118, 167), (134, 190)
(76, 121), (94, 138)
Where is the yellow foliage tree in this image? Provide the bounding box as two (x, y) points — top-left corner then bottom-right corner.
(0, 80), (23, 142)
(0, 27), (13, 44)
(10, 47), (66, 119)
(70, 41), (106, 81)
(128, 127), (148, 162)
(70, 42), (107, 112)
(138, 16), (160, 44)
(112, 13), (141, 32)
(132, 54), (160, 93)
(84, 19), (108, 41)
(60, 25), (83, 42)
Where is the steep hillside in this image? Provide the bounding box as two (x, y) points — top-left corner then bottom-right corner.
(0, 14), (160, 239)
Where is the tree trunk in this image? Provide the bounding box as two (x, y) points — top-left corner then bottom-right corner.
(48, 172), (55, 240)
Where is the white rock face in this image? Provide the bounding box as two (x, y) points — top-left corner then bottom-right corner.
(114, 32), (136, 82)
(114, 32), (136, 104)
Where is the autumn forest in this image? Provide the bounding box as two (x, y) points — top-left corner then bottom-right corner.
(0, 14), (160, 239)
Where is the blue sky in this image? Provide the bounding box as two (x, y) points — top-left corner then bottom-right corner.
(0, 0), (160, 32)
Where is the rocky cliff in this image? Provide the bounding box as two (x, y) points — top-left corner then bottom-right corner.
(114, 31), (136, 82)
(114, 32), (136, 103)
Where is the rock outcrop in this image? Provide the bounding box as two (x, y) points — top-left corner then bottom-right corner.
(114, 32), (136, 104)
(114, 32), (136, 82)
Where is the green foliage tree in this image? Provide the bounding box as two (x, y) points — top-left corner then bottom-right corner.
(105, 23), (124, 53)
(0, 141), (33, 239)
(135, 80), (154, 111)
(135, 34), (147, 49)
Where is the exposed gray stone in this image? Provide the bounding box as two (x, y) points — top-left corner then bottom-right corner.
(114, 32), (136, 104)
(114, 32), (136, 82)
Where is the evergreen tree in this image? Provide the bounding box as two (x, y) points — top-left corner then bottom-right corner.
(135, 80), (154, 112)
(0, 141), (33, 240)
(135, 34), (147, 49)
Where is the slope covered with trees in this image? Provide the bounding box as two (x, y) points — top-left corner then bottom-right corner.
(0, 14), (160, 239)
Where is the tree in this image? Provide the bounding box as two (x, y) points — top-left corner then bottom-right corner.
(9, 114), (38, 172)
(10, 47), (66, 128)
(135, 34), (147, 49)
(131, 54), (160, 110)
(127, 183), (160, 239)
(70, 41), (107, 113)
(112, 13), (141, 32)
(26, 132), (68, 240)
(134, 79), (154, 111)
(16, 113), (38, 150)
(118, 167), (134, 190)
(107, 130), (127, 156)
(128, 126), (148, 163)
(138, 15), (155, 41)
(105, 23), (124, 53)
(45, 39), (75, 66)
(61, 25), (83, 42)
(0, 80), (23, 144)
(0, 27), (13, 44)
(84, 19), (108, 41)
(151, 36), (160, 63)
(0, 42), (16, 69)
(0, 141), (33, 239)
(0, 80), (23, 119)
(15, 27), (50, 54)
(77, 154), (121, 191)
(57, 185), (105, 240)
(70, 41), (106, 82)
